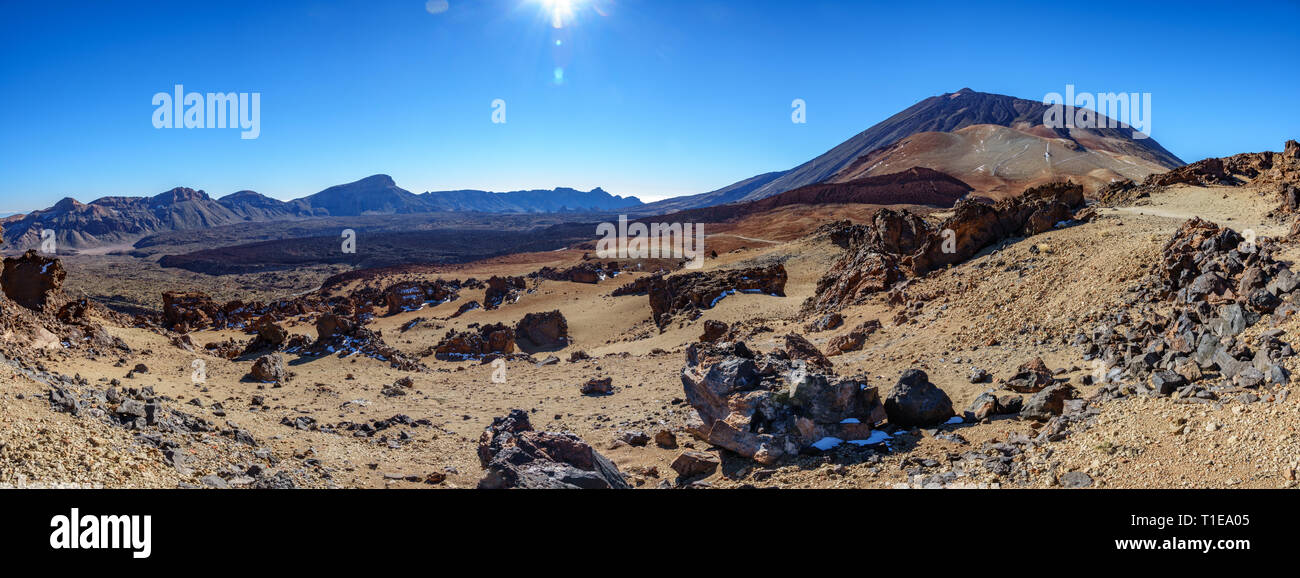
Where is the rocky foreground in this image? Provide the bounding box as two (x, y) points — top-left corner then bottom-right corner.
(2, 143), (1299, 489)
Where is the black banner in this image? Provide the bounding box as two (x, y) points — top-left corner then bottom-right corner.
(0, 489), (1283, 565)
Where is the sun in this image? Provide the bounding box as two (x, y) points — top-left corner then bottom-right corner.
(539, 0), (583, 28)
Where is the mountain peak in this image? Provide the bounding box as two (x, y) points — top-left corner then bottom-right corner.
(151, 187), (209, 204)
(357, 174), (396, 187)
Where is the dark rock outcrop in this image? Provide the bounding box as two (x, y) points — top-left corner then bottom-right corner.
(883, 369), (955, 427)
(477, 409), (629, 489)
(646, 264), (787, 327)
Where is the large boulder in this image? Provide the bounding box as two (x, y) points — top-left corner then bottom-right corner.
(248, 353), (289, 384)
(315, 313), (356, 340)
(1, 250), (65, 311)
(883, 369), (955, 427)
(1021, 384), (1075, 421)
(515, 310), (570, 351)
(679, 341), (885, 464)
(243, 314), (289, 354)
(477, 409), (629, 489)
(783, 333), (831, 370)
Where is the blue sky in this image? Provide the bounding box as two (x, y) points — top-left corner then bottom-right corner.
(1, 0), (1297, 212)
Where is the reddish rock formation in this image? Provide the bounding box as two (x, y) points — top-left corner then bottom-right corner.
(315, 313), (356, 340)
(433, 323), (515, 360)
(514, 310), (570, 351)
(783, 333), (831, 370)
(807, 181), (1085, 312)
(1, 250), (66, 311)
(249, 353), (289, 384)
(243, 314), (289, 354)
(161, 291), (222, 331)
(484, 276), (526, 310)
(699, 319), (729, 342)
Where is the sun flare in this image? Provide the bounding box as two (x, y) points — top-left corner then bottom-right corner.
(540, 0), (582, 28)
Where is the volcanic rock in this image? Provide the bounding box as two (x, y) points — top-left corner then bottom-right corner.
(477, 409), (629, 489)
(249, 353), (289, 384)
(1005, 358), (1055, 393)
(1, 250), (66, 311)
(671, 451), (719, 479)
(646, 264), (787, 328)
(700, 319), (729, 342)
(883, 369), (955, 427)
(514, 310), (570, 351)
(825, 320), (881, 356)
(807, 181), (1085, 312)
(434, 323), (515, 360)
(1021, 384), (1075, 421)
(679, 341), (884, 464)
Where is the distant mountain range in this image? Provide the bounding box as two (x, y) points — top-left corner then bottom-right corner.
(2, 176), (642, 249)
(2, 88), (1189, 251)
(638, 88), (1184, 212)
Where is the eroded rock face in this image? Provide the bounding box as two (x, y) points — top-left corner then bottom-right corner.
(384, 280), (458, 314)
(645, 264), (787, 328)
(310, 312), (427, 372)
(783, 333), (831, 370)
(315, 313), (356, 340)
(477, 409), (629, 489)
(807, 182), (1085, 312)
(514, 310), (570, 351)
(1144, 157), (1235, 188)
(1, 250), (66, 311)
(433, 323), (514, 360)
(679, 341), (885, 464)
